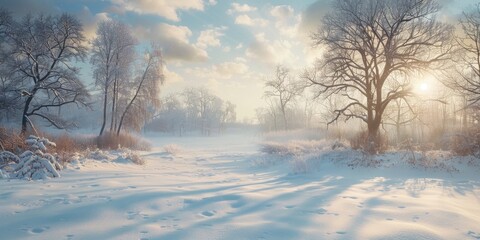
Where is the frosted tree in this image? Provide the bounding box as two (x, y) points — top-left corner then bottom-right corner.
(264, 66), (303, 130)
(306, 0), (453, 153)
(3, 13), (89, 134)
(91, 20), (137, 136)
(116, 44), (164, 135)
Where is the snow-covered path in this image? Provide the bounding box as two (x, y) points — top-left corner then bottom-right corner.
(1, 133), (480, 239)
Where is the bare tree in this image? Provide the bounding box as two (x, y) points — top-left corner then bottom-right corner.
(265, 66), (303, 131)
(3, 13), (88, 133)
(305, 0), (453, 152)
(91, 20), (137, 136)
(116, 45), (164, 136)
(450, 3), (480, 109)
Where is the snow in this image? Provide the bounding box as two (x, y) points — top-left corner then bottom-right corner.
(0, 131), (479, 239)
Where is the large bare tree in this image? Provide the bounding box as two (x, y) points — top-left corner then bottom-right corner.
(3, 13), (88, 134)
(305, 0), (453, 152)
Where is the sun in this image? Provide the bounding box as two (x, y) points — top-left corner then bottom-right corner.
(419, 82), (429, 92)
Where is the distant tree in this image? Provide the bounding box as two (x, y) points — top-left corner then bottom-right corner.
(305, 0), (453, 153)
(116, 44), (164, 135)
(2, 13), (88, 133)
(91, 20), (137, 136)
(448, 3), (480, 117)
(265, 65), (303, 130)
(0, 9), (18, 121)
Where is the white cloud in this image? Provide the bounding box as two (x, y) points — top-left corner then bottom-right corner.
(208, 0), (217, 6)
(163, 66), (184, 85)
(186, 59), (249, 80)
(78, 6), (110, 40)
(227, 3), (257, 14)
(110, 0), (204, 21)
(134, 23), (208, 62)
(270, 5), (300, 38)
(236, 43), (243, 49)
(245, 33), (294, 65)
(270, 5), (294, 20)
(223, 46), (231, 52)
(235, 14), (268, 27)
(196, 27), (226, 49)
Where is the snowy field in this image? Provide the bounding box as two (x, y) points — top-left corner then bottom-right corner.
(1, 131), (480, 240)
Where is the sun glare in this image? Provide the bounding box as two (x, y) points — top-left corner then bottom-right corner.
(419, 82), (429, 92)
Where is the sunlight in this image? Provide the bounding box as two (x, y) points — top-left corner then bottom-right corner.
(419, 82), (429, 92)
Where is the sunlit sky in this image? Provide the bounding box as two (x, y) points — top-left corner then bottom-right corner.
(0, 0), (477, 120)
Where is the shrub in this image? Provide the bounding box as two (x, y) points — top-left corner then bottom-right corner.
(163, 144), (182, 155)
(96, 132), (151, 151)
(0, 127), (27, 154)
(450, 128), (480, 156)
(350, 131), (388, 154)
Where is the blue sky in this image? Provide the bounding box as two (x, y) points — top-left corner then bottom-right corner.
(0, 0), (477, 120)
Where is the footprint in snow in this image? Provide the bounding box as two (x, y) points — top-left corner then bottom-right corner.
(468, 231), (480, 239)
(29, 226), (49, 234)
(200, 210), (216, 217)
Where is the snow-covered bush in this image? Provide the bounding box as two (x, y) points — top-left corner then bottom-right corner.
(25, 135), (56, 151)
(87, 149), (110, 161)
(0, 169), (8, 179)
(12, 150), (61, 180)
(114, 151), (145, 165)
(164, 144), (182, 155)
(0, 135), (62, 180)
(0, 151), (20, 165)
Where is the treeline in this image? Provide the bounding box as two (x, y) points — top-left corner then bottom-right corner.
(146, 88), (236, 136)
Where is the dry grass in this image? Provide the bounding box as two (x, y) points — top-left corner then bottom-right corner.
(96, 132), (151, 151)
(0, 127), (150, 164)
(350, 131), (389, 154)
(0, 127), (27, 154)
(163, 144), (182, 155)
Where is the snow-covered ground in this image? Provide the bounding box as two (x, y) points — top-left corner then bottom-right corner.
(1, 131), (480, 240)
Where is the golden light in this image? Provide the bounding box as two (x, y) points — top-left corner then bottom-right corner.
(419, 82), (429, 92)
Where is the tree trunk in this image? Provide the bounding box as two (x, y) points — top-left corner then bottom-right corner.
(110, 78), (117, 132)
(99, 86), (108, 136)
(21, 94), (35, 134)
(117, 61), (151, 136)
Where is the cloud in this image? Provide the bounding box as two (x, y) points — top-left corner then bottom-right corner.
(163, 66), (184, 85)
(78, 6), (110, 40)
(299, 0), (334, 41)
(196, 27), (226, 49)
(186, 59), (249, 80)
(0, 0), (58, 16)
(245, 33), (294, 65)
(227, 3), (257, 14)
(208, 0), (217, 6)
(134, 23), (208, 62)
(110, 0), (204, 21)
(270, 5), (294, 20)
(270, 5), (300, 38)
(235, 14), (268, 27)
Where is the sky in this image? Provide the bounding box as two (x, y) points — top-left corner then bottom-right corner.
(0, 0), (477, 121)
